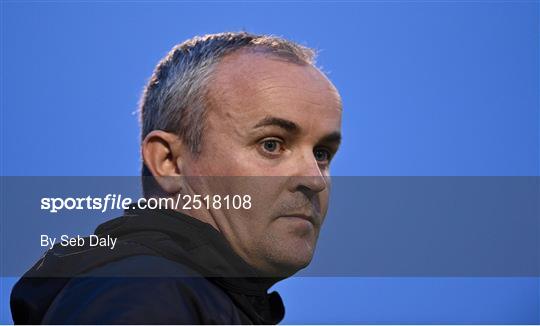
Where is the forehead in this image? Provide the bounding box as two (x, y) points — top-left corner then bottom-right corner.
(206, 51), (342, 129)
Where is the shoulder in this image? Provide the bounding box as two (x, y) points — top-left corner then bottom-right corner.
(42, 255), (241, 324)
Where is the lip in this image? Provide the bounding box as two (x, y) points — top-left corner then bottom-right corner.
(279, 214), (316, 226)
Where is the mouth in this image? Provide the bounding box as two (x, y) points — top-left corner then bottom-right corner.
(279, 214), (317, 227)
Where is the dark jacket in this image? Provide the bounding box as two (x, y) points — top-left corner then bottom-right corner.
(10, 208), (285, 324)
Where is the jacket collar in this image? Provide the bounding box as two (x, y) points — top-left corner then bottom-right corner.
(95, 206), (286, 323)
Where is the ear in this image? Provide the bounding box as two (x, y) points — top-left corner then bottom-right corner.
(142, 130), (185, 194)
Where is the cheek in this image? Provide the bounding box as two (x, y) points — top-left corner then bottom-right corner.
(320, 191), (330, 215)
(193, 143), (260, 176)
(226, 179), (289, 238)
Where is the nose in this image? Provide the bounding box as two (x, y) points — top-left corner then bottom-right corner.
(287, 150), (328, 195)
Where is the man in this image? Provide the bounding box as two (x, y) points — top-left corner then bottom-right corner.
(11, 32), (342, 324)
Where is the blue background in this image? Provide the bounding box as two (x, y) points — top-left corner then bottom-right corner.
(1, 1), (539, 324)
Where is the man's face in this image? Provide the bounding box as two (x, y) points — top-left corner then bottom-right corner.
(182, 51), (342, 276)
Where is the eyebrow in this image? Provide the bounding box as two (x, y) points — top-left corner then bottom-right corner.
(320, 131), (342, 146)
(253, 116), (300, 133)
(253, 115), (342, 146)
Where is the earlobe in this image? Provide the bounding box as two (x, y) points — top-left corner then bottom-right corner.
(142, 130), (184, 194)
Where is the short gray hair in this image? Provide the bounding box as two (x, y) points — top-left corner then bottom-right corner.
(139, 32), (317, 182)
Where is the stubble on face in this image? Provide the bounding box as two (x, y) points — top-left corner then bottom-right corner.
(180, 49), (342, 276)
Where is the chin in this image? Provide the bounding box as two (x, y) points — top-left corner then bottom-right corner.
(270, 257), (312, 277)
(268, 242), (316, 276)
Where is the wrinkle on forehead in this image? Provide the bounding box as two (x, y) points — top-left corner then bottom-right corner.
(206, 51), (342, 116)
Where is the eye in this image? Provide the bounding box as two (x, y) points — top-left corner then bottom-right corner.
(314, 148), (332, 163)
(259, 138), (283, 154)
